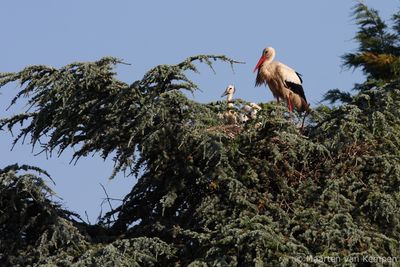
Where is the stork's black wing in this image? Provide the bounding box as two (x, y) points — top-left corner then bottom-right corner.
(285, 80), (307, 103)
(283, 71), (306, 102)
(295, 72), (303, 83)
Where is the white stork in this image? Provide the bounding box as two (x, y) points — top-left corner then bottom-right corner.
(244, 102), (262, 119)
(253, 47), (309, 113)
(221, 85), (238, 124)
(221, 85), (236, 109)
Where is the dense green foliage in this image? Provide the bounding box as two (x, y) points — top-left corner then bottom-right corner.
(1, 3), (400, 266)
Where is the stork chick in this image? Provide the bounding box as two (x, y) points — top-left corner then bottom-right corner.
(253, 47), (309, 113)
(221, 85), (238, 124)
(243, 102), (262, 119)
(221, 85), (236, 108)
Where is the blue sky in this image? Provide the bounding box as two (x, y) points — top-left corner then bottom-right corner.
(0, 1), (398, 222)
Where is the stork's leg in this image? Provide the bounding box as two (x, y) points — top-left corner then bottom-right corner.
(286, 94), (295, 123)
(286, 95), (293, 112)
(299, 109), (310, 134)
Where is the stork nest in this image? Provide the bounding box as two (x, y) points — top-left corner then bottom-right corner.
(205, 124), (243, 139)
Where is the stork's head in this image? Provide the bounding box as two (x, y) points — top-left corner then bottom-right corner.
(253, 47), (275, 72)
(221, 84), (235, 97)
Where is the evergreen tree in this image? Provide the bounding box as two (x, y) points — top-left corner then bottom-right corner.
(325, 1), (400, 104)
(1, 3), (400, 266)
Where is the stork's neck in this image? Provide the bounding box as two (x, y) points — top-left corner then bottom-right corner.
(260, 54), (274, 75)
(227, 93), (234, 107)
(264, 52), (275, 65)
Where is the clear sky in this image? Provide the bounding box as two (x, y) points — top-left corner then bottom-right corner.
(1, 1), (398, 222)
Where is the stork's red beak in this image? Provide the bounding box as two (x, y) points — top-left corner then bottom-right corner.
(253, 55), (266, 72)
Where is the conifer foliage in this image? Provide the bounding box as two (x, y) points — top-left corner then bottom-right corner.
(1, 3), (400, 266)
(343, 2), (400, 80)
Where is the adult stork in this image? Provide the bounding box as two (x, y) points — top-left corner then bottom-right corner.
(253, 47), (309, 113)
